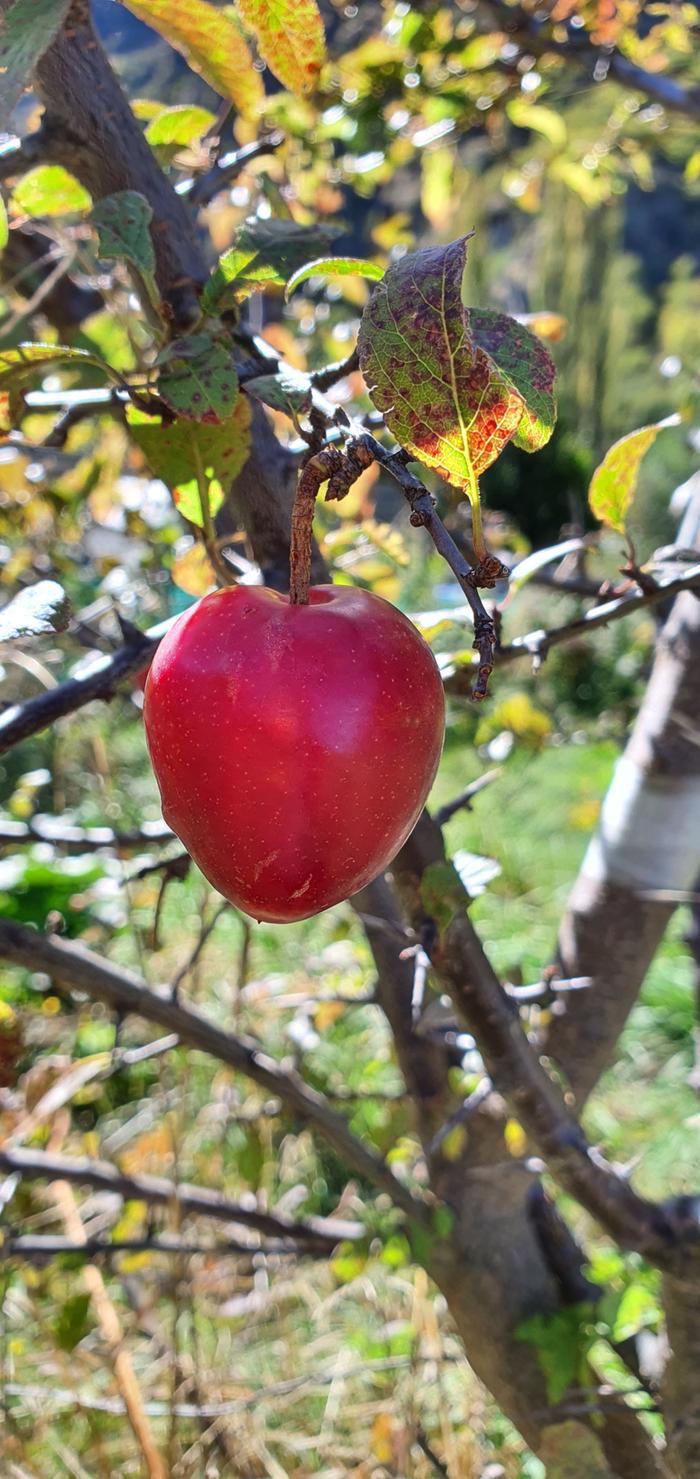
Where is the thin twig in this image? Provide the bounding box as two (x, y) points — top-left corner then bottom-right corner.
(179, 132), (285, 207)
(0, 1146), (362, 1248)
(0, 920), (428, 1225)
(433, 768), (503, 826)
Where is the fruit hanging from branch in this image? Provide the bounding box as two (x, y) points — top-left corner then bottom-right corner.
(144, 584), (445, 922)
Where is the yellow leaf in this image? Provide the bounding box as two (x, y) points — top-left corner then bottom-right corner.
(171, 543), (216, 597)
(235, 0), (326, 95)
(371, 1412), (394, 1465)
(588, 415), (681, 533)
(504, 1118), (527, 1157)
(122, 0), (264, 115)
(441, 1123), (468, 1161)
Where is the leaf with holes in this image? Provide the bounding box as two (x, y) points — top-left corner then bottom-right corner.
(468, 309), (556, 454)
(236, 0), (325, 95)
(358, 236), (527, 499)
(202, 219), (342, 312)
(128, 395), (251, 525)
(285, 256), (384, 299)
(0, 581), (71, 644)
(91, 191), (158, 307)
(157, 339), (238, 423)
(244, 368), (313, 417)
(122, 0), (264, 115)
(0, 0), (70, 115)
(588, 415), (681, 534)
(13, 165), (91, 217)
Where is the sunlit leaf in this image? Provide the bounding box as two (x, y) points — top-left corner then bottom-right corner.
(588, 415), (681, 533)
(173, 476), (225, 526)
(158, 338), (238, 423)
(285, 256), (384, 299)
(0, 581), (70, 643)
(514, 311), (567, 343)
(420, 145), (455, 232)
(13, 165), (92, 217)
(0, 0), (70, 115)
(0, 195), (8, 253)
(145, 104), (216, 148)
(90, 191), (158, 306)
(468, 309), (557, 454)
(0, 344), (114, 430)
(202, 219), (342, 312)
(128, 395), (251, 510)
(506, 99), (567, 150)
(358, 236), (555, 504)
(236, 0), (326, 95)
(122, 0), (264, 115)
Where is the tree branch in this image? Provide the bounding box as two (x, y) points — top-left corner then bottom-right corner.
(0, 1145), (361, 1251)
(391, 819), (699, 1270)
(0, 918), (427, 1224)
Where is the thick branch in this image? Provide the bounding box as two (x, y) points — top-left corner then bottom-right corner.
(0, 1145), (360, 1251)
(20, 0), (205, 328)
(391, 819), (697, 1270)
(0, 918), (426, 1224)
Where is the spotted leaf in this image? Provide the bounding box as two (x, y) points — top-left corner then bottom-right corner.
(468, 308), (556, 454)
(157, 339), (238, 423)
(128, 395), (251, 523)
(358, 236), (527, 493)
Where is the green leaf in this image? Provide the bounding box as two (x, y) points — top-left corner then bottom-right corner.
(157, 338), (238, 423)
(244, 367), (312, 415)
(468, 308), (557, 454)
(145, 104), (216, 148)
(90, 191), (158, 307)
(13, 165), (92, 217)
(202, 218), (342, 312)
(0, 581), (71, 643)
(0, 344), (114, 431)
(358, 236), (539, 498)
(122, 0), (264, 116)
(588, 415), (681, 534)
(506, 98), (567, 149)
(236, 0), (326, 95)
(128, 395), (251, 524)
(611, 1281), (660, 1342)
(285, 256), (384, 300)
(0, 0), (70, 116)
(516, 1305), (594, 1405)
(53, 1292), (91, 1353)
(0, 194), (7, 253)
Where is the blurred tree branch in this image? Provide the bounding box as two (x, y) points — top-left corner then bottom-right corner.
(0, 1145), (363, 1251)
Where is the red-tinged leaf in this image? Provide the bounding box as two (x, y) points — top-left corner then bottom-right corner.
(157, 340), (238, 423)
(285, 256), (384, 299)
(469, 308), (557, 454)
(236, 0), (326, 95)
(127, 396), (251, 516)
(358, 236), (524, 491)
(588, 415), (681, 534)
(0, 0), (70, 116)
(121, 0), (264, 116)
